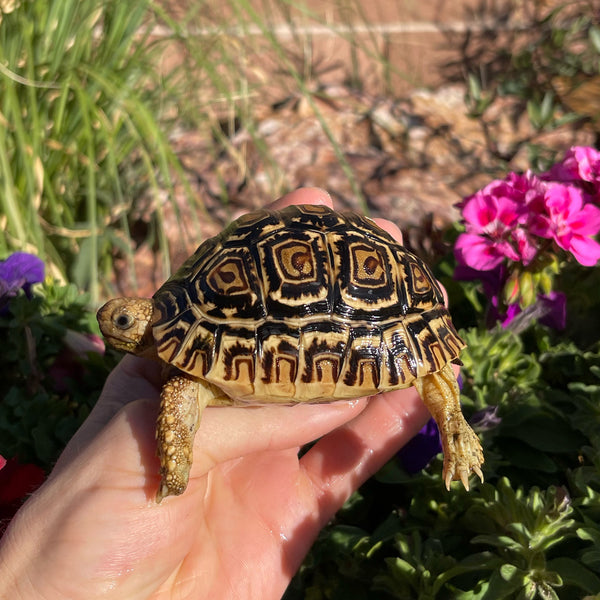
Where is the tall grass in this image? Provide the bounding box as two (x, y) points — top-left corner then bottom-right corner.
(0, 0), (192, 300)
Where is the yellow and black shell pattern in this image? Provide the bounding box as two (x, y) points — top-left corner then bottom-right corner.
(152, 204), (465, 402)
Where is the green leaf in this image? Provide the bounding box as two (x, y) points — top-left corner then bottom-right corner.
(548, 557), (600, 593)
(496, 438), (559, 473)
(589, 26), (600, 53)
(581, 549), (600, 572)
(486, 564), (526, 598)
(472, 534), (525, 553)
(501, 414), (583, 453)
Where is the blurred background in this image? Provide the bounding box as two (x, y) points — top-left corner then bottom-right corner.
(1, 0), (597, 302)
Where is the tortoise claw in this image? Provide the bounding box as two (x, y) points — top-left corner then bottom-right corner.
(441, 427), (485, 491)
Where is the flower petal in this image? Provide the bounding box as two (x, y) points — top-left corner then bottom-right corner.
(398, 418), (442, 474)
(455, 233), (506, 271)
(568, 203), (600, 236)
(567, 235), (600, 266)
(0, 252), (45, 288)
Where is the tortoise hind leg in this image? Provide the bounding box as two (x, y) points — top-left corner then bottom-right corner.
(414, 363), (484, 490)
(155, 374), (217, 503)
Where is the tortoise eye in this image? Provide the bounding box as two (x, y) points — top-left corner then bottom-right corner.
(114, 312), (134, 330)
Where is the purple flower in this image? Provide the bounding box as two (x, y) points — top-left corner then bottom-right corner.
(398, 418), (442, 474)
(0, 252), (45, 310)
(500, 291), (567, 332)
(539, 291), (567, 330)
(454, 263), (506, 296)
(469, 406), (501, 431)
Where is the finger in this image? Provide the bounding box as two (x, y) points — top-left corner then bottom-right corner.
(372, 217), (404, 244)
(268, 187), (334, 210)
(299, 388), (430, 525)
(191, 398), (368, 474)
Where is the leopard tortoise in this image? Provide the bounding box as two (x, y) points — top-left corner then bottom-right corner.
(97, 204), (484, 503)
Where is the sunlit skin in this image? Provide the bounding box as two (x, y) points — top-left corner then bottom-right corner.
(0, 188), (462, 600)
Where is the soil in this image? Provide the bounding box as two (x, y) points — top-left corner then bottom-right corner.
(117, 83), (594, 297)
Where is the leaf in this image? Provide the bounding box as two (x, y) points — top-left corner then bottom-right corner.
(496, 438), (558, 473)
(482, 564), (526, 599)
(589, 26), (600, 54)
(580, 549), (600, 572)
(323, 525), (368, 554)
(501, 414), (583, 453)
(547, 557), (600, 593)
(471, 534), (525, 553)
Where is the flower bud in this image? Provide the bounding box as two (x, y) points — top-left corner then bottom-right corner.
(502, 271), (521, 305)
(519, 271), (536, 307)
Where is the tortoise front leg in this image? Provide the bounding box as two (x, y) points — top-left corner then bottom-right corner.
(414, 363), (484, 490)
(155, 374), (215, 503)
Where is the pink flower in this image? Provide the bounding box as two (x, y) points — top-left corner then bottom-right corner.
(548, 146), (600, 187)
(531, 184), (600, 266)
(63, 330), (105, 356)
(455, 182), (538, 270)
(455, 233), (515, 271)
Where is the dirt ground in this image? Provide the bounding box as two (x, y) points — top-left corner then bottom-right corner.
(120, 78), (594, 297)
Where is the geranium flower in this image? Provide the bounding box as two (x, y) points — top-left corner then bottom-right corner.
(531, 184), (600, 266)
(454, 147), (600, 329)
(547, 146), (600, 188)
(455, 195), (520, 270)
(454, 185), (538, 270)
(0, 252), (44, 311)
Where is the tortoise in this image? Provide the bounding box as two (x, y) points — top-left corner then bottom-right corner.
(97, 204), (484, 503)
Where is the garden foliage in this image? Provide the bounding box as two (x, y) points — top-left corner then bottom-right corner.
(1, 1), (600, 598)
(0, 0), (190, 301)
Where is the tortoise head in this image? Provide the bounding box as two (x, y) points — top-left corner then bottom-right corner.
(97, 297), (156, 356)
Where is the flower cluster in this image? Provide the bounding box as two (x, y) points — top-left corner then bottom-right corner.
(454, 146), (600, 326)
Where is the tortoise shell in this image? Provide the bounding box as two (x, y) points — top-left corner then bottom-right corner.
(151, 204), (464, 403)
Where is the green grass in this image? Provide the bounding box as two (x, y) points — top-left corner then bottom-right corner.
(0, 0), (190, 300)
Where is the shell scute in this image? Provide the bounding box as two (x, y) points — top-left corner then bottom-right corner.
(258, 228), (331, 315)
(151, 204), (466, 400)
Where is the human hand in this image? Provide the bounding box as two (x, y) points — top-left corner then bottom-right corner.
(0, 188), (435, 600)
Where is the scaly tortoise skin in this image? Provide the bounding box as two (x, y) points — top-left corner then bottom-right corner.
(97, 204), (484, 502)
